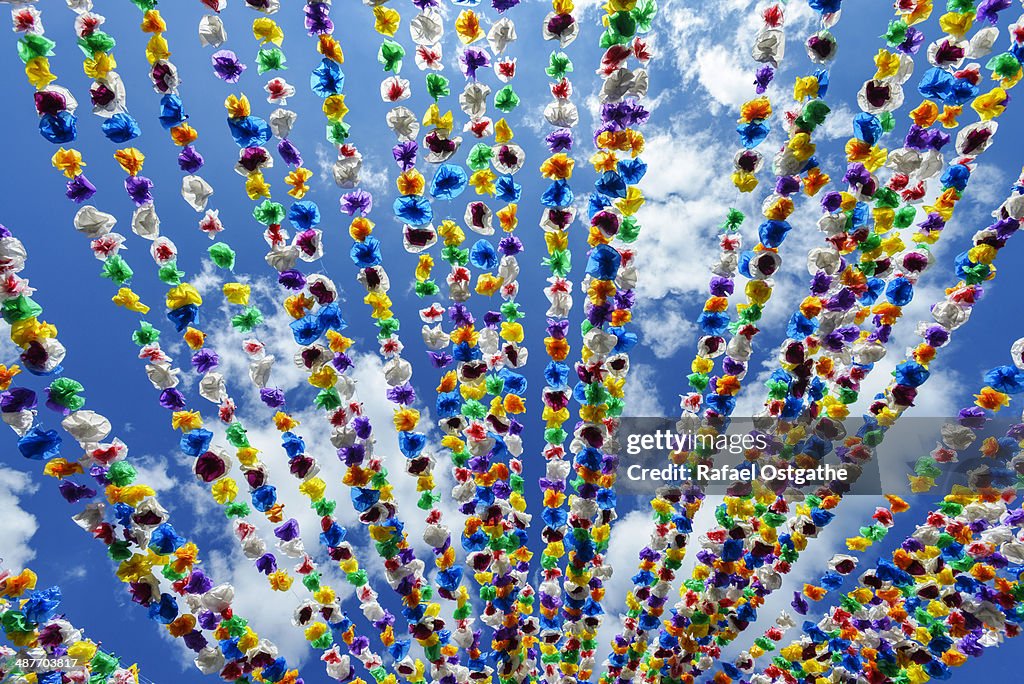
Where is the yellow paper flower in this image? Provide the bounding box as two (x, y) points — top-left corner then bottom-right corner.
(223, 282), (251, 306)
(494, 118), (514, 143)
(972, 87), (1008, 121)
(113, 288), (150, 314)
(319, 35), (344, 63)
(224, 94), (251, 118)
(141, 10), (167, 34)
(322, 94), (349, 122)
(114, 148), (146, 176)
(245, 172), (271, 200)
(166, 283), (202, 310)
(25, 57), (56, 89)
(252, 18), (285, 45)
(541, 153), (575, 180)
(171, 411), (203, 432)
(170, 124), (198, 146)
(268, 570), (293, 591)
(286, 167), (313, 199)
(51, 148), (85, 178)
(146, 34), (170, 64)
(873, 49), (901, 80)
(183, 327), (206, 350)
(455, 10), (485, 44)
(211, 477), (238, 504)
(83, 51), (116, 80)
(373, 6), (401, 36)
(470, 169), (497, 195)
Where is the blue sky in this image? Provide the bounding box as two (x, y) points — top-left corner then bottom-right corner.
(3, 0), (1024, 681)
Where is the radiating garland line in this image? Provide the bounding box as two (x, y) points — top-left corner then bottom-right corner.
(753, 466), (1024, 684)
(196, 3), (479, 679)
(754, 1), (1014, 438)
(205, 9), (434, 674)
(747, 8), (1020, 505)
(559, 2), (656, 682)
(2, 51), (415, 669)
(299, 3), (537, 682)
(695, 0), (844, 421)
(692, 0), (1018, 578)
(765, 500), (1024, 684)
(622, 19), (842, 649)
(535, 2), (583, 682)
(365, 3), (541, 680)
(597, 210), (747, 684)
(359, 1), (477, 652)
(730, 1), (839, 200)
(11, 4), (147, 302)
(114, 4), (349, 619)
(59, 0), (160, 238)
(444, 5), (539, 681)
(688, 12), (1024, 654)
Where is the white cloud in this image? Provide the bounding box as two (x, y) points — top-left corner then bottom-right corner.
(695, 44), (757, 110)
(623, 363), (669, 417)
(0, 467), (39, 571)
(132, 455), (175, 494)
(634, 302), (698, 360)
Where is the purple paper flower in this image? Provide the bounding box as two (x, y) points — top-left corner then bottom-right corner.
(255, 553), (278, 574)
(178, 145), (204, 173)
(754, 65), (774, 94)
(278, 139), (303, 167)
(159, 388), (187, 410)
(183, 630), (208, 653)
(278, 269), (307, 290)
(58, 480), (96, 503)
(66, 175), (97, 203)
(1, 387), (36, 413)
(260, 387), (286, 408)
(429, 351), (452, 368)
(212, 50), (246, 83)
(192, 349), (220, 374)
(545, 128), (573, 153)
(448, 303), (474, 327)
(386, 383), (416, 405)
(393, 140), (419, 171)
(185, 570), (213, 595)
(498, 235), (523, 256)
(977, 0), (1012, 24)
(125, 176), (155, 206)
(332, 352), (353, 373)
(460, 48), (491, 80)
(352, 416), (372, 440)
(275, 518), (301, 542)
(304, 2), (334, 36)
(340, 189), (373, 217)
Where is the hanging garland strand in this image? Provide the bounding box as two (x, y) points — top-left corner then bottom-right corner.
(0, 227), (304, 683)
(558, 2), (656, 682)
